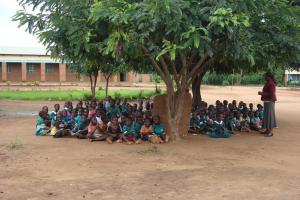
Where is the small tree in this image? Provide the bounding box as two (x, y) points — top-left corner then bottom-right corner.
(101, 64), (130, 97)
(13, 0), (124, 98)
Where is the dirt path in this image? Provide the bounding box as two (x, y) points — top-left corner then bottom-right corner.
(0, 86), (299, 200)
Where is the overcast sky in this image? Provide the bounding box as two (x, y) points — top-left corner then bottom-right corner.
(0, 0), (43, 47)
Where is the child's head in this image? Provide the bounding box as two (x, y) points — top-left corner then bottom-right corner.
(223, 100), (228, 106)
(54, 104), (60, 111)
(72, 111), (77, 118)
(39, 110), (47, 119)
(215, 100), (221, 106)
(216, 113), (224, 121)
(78, 108), (84, 116)
(125, 117), (133, 126)
(62, 109), (67, 117)
(257, 104), (263, 110)
(144, 118), (151, 127)
(82, 114), (88, 123)
(56, 114), (62, 122)
(249, 103), (253, 109)
(91, 117), (98, 125)
(101, 114), (109, 124)
(83, 109), (89, 117)
(95, 109), (101, 117)
(42, 106), (48, 113)
(232, 100), (237, 106)
(111, 115), (118, 123)
(153, 115), (161, 124)
(192, 112), (198, 118)
(135, 113), (144, 123)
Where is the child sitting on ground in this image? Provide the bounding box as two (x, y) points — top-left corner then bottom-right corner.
(87, 116), (108, 142)
(138, 118), (153, 142)
(52, 114), (71, 138)
(107, 116), (122, 144)
(240, 111), (251, 132)
(250, 111), (263, 131)
(189, 112), (201, 134)
(50, 104), (60, 121)
(71, 110), (89, 137)
(35, 110), (51, 136)
(121, 117), (137, 144)
(152, 115), (169, 143)
(207, 114), (231, 138)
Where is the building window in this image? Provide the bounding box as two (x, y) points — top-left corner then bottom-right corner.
(27, 63), (37, 74)
(0, 63), (2, 72)
(120, 73), (126, 82)
(46, 63), (55, 74)
(7, 63), (13, 73)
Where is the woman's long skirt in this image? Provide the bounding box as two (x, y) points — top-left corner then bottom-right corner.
(263, 101), (277, 129)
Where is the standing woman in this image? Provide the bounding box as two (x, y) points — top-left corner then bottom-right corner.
(258, 72), (277, 137)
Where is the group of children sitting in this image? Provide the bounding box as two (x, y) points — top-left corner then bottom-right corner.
(35, 97), (264, 143)
(35, 97), (168, 144)
(189, 100), (264, 138)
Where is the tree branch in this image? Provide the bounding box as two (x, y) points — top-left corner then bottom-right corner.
(141, 46), (168, 82)
(188, 57), (215, 85)
(188, 53), (209, 79)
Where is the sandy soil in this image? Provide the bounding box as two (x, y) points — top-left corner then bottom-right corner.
(0, 86), (300, 200)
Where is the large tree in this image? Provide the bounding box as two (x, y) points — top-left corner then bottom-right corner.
(91, 0), (299, 140)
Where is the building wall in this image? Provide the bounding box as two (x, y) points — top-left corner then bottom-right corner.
(1, 60), (152, 83)
(45, 64), (60, 82)
(7, 63), (22, 82)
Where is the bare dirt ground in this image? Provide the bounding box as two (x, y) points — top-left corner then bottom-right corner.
(0, 86), (300, 200)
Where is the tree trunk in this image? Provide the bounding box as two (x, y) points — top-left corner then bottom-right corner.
(192, 72), (206, 107)
(89, 73), (98, 98)
(105, 77), (109, 97)
(165, 85), (187, 142)
(104, 73), (112, 97)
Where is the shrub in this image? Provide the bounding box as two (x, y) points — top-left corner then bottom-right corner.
(137, 90), (144, 99)
(222, 80), (230, 86)
(114, 91), (121, 99)
(155, 87), (162, 94)
(83, 94), (93, 101)
(98, 86), (104, 91)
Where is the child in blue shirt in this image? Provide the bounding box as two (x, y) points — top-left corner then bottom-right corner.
(121, 117), (137, 144)
(189, 112), (201, 134)
(153, 115), (168, 143)
(207, 114), (231, 138)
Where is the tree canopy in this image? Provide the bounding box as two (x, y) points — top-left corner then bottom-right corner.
(13, 0), (129, 97)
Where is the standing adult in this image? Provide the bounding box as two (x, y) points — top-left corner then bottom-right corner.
(258, 72), (277, 137)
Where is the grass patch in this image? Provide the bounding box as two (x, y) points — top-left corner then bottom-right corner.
(0, 89), (162, 101)
(3, 139), (23, 150)
(138, 146), (160, 155)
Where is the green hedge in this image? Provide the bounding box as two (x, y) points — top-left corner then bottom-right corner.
(203, 69), (284, 86)
(0, 89), (161, 101)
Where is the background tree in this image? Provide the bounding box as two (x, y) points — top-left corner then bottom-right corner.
(13, 0), (124, 98)
(191, 0), (300, 105)
(101, 63), (130, 97)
